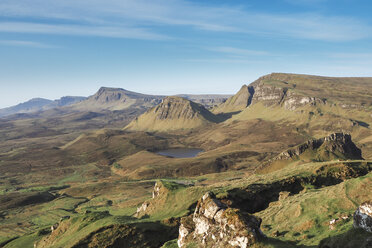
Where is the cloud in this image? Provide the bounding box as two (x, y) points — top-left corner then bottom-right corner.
(0, 40), (57, 48)
(208, 46), (269, 56)
(285, 0), (327, 6)
(182, 58), (258, 64)
(0, 0), (370, 42)
(0, 22), (169, 40)
(329, 52), (372, 59)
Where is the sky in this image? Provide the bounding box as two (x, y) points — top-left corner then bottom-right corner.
(0, 0), (372, 108)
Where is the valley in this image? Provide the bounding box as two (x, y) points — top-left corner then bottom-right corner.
(0, 73), (372, 248)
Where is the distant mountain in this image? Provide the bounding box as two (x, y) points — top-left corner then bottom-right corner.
(0, 96), (86, 118)
(69, 87), (164, 111)
(124, 96), (221, 132)
(176, 94), (232, 109)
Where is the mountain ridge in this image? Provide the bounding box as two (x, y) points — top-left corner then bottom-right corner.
(0, 96), (86, 118)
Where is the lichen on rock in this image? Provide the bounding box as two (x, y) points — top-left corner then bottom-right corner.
(178, 192), (263, 248)
(353, 201), (372, 233)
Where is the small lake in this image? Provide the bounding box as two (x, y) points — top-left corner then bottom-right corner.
(156, 148), (203, 158)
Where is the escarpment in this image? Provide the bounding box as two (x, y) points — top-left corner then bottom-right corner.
(249, 74), (326, 110)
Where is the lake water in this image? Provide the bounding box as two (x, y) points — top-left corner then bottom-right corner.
(156, 148), (203, 158)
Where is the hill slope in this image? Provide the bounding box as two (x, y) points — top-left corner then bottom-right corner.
(212, 85), (254, 114)
(125, 96), (220, 132)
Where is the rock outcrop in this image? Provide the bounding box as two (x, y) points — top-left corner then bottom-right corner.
(125, 96), (220, 131)
(353, 201), (372, 233)
(178, 192), (263, 248)
(275, 133), (362, 161)
(249, 74), (326, 110)
(134, 182), (166, 218)
(135, 181), (189, 218)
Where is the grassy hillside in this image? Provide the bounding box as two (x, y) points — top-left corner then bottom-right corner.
(125, 96), (221, 132)
(1, 73), (372, 248)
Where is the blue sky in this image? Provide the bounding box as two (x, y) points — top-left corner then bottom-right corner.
(0, 0), (372, 108)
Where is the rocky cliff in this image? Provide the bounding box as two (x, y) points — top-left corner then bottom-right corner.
(249, 74), (326, 110)
(215, 73), (372, 114)
(178, 192), (263, 248)
(125, 96), (221, 131)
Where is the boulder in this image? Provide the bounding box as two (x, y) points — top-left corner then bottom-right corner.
(178, 192), (263, 248)
(353, 201), (372, 233)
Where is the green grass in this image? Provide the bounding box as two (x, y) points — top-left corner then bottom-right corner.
(4, 233), (42, 248)
(31, 209), (75, 226)
(256, 172), (372, 247)
(161, 239), (178, 248)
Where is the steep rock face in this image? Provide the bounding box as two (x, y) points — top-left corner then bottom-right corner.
(282, 91), (325, 110)
(249, 74), (325, 110)
(275, 133), (362, 161)
(354, 201), (372, 233)
(250, 79), (286, 106)
(213, 85), (255, 113)
(125, 96), (220, 131)
(178, 192), (263, 248)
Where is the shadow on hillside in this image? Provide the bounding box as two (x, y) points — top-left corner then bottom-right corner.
(318, 228), (372, 248)
(215, 111), (241, 122)
(259, 236), (316, 248)
(262, 228), (372, 248)
(75, 220), (179, 248)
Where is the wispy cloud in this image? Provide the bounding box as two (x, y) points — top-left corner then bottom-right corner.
(285, 0), (327, 6)
(0, 22), (169, 40)
(0, 0), (370, 42)
(208, 46), (270, 56)
(182, 58), (258, 64)
(329, 52), (372, 59)
(0, 39), (58, 48)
